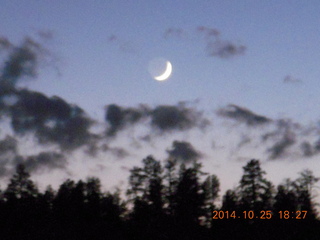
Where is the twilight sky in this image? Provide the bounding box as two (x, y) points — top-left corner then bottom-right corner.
(1, 0), (320, 199)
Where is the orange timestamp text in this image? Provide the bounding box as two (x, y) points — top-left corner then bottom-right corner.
(212, 210), (308, 220)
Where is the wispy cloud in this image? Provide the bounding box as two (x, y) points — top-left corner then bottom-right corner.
(217, 104), (271, 126)
(283, 75), (302, 84)
(164, 26), (247, 59)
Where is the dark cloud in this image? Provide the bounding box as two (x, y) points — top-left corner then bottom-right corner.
(0, 37), (48, 89)
(0, 135), (18, 177)
(14, 151), (67, 173)
(283, 75), (302, 84)
(301, 141), (313, 157)
(267, 130), (295, 159)
(217, 104), (271, 126)
(166, 140), (202, 163)
(0, 136), (67, 176)
(150, 103), (210, 132)
(0, 37), (13, 50)
(105, 104), (147, 137)
(105, 103), (210, 136)
(0, 36), (95, 152)
(266, 119), (297, 159)
(0, 135), (17, 154)
(299, 139), (320, 157)
(9, 90), (95, 151)
(206, 40), (246, 58)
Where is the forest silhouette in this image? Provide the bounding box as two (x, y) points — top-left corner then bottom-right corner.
(0, 157), (319, 240)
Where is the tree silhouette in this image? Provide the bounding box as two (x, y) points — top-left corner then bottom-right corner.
(4, 164), (38, 201)
(202, 174), (220, 227)
(3, 164), (39, 239)
(238, 159), (273, 212)
(173, 162), (206, 229)
(0, 158), (318, 240)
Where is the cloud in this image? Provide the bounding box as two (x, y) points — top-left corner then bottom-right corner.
(107, 34), (137, 53)
(237, 135), (251, 148)
(299, 139), (320, 158)
(0, 135), (18, 177)
(149, 103), (210, 132)
(0, 136), (67, 176)
(196, 26), (220, 39)
(8, 90), (95, 151)
(283, 75), (302, 84)
(105, 102), (210, 136)
(0, 37), (13, 50)
(164, 28), (186, 39)
(0, 135), (67, 176)
(266, 119), (297, 159)
(0, 36), (97, 153)
(164, 26), (246, 59)
(101, 144), (129, 159)
(205, 40), (246, 58)
(0, 37), (49, 90)
(267, 130), (295, 159)
(217, 104), (271, 126)
(166, 140), (202, 163)
(105, 104), (147, 137)
(300, 141), (313, 157)
(37, 30), (54, 41)
(14, 151), (67, 173)
(0, 135), (17, 154)
(197, 26), (246, 58)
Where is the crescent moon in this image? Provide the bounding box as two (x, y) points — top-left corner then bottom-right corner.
(154, 61), (172, 81)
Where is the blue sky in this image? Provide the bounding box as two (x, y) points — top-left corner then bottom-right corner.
(1, 1), (320, 199)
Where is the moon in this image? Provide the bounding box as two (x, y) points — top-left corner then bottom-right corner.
(154, 61), (172, 81)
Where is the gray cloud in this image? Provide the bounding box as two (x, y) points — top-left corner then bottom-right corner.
(0, 135), (18, 177)
(37, 30), (54, 41)
(150, 103), (209, 132)
(196, 26), (220, 38)
(265, 119), (297, 159)
(197, 26), (246, 58)
(105, 103), (210, 136)
(237, 135), (251, 149)
(105, 104), (147, 137)
(0, 135), (67, 176)
(283, 75), (302, 84)
(107, 34), (137, 53)
(206, 40), (246, 58)
(14, 151), (66, 173)
(0, 37), (48, 90)
(9, 90), (95, 151)
(300, 141), (313, 157)
(0, 37), (13, 50)
(166, 140), (202, 163)
(217, 104), (271, 126)
(0, 135), (17, 154)
(299, 139), (320, 158)
(101, 144), (129, 159)
(164, 26), (246, 59)
(164, 28), (186, 39)
(267, 130), (295, 159)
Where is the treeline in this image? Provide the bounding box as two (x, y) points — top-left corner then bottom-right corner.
(0, 157), (319, 240)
